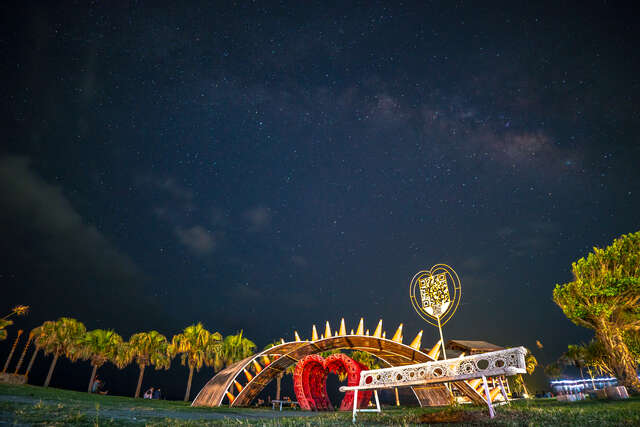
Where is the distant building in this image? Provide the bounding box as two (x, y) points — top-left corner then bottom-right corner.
(446, 340), (504, 355)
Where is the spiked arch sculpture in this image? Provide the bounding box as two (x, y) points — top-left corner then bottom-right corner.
(192, 319), (488, 407)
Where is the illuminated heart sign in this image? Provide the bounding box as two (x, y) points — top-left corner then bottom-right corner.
(409, 264), (461, 327)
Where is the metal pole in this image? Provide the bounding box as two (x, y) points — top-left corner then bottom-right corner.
(437, 317), (447, 360)
(437, 316), (453, 396)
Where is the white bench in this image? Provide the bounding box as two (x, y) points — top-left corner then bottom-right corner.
(340, 346), (527, 423)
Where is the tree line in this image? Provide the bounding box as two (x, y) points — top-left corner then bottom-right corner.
(7, 319), (256, 401)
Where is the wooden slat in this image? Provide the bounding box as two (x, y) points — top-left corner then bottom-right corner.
(193, 336), (438, 407)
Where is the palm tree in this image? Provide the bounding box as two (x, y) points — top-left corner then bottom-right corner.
(78, 329), (124, 392)
(170, 323), (222, 401)
(544, 361), (563, 380)
(213, 331), (256, 372)
(263, 340), (295, 401)
(0, 305), (29, 341)
(0, 320), (10, 342)
(511, 349), (537, 397)
(35, 318), (86, 387)
(561, 344), (586, 380)
(24, 326), (43, 377)
(127, 331), (172, 398)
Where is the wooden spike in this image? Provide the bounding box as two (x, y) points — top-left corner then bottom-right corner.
(253, 360), (262, 374)
(409, 330), (423, 350)
(226, 391), (235, 403)
(391, 324), (403, 343)
(262, 355), (271, 366)
(244, 369), (253, 382)
(382, 331), (386, 339)
(365, 329), (370, 336)
(350, 329), (354, 335)
(490, 387), (501, 400)
(280, 338), (285, 345)
(339, 318), (346, 336)
(468, 379), (483, 390)
(356, 318), (364, 335)
(324, 321), (332, 339)
(294, 331), (301, 342)
(373, 320), (383, 338)
(312, 325), (319, 341)
(427, 340), (442, 360)
(234, 380), (243, 393)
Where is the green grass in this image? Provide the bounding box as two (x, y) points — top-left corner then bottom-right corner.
(1, 383), (639, 425)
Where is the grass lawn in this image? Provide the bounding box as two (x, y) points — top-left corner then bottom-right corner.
(1, 383), (639, 425)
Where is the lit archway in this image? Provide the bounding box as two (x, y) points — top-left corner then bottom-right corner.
(191, 318), (486, 407)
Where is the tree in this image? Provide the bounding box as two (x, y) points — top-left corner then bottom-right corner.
(581, 339), (614, 377)
(24, 326), (43, 377)
(213, 331), (256, 372)
(553, 231), (640, 392)
(560, 344), (586, 380)
(170, 323), (222, 401)
(78, 329), (124, 392)
(349, 351), (385, 370)
(511, 349), (537, 397)
(544, 361), (563, 380)
(127, 331), (172, 398)
(624, 330), (640, 366)
(263, 340), (294, 401)
(35, 318), (86, 387)
(0, 305), (29, 341)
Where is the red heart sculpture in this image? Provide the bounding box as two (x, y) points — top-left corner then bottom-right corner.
(292, 353), (372, 411)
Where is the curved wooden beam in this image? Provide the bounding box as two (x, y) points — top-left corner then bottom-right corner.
(192, 335), (435, 407)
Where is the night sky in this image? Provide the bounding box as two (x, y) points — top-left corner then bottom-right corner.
(2, 1), (639, 399)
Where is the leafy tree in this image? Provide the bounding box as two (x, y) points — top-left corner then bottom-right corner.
(0, 305), (29, 341)
(78, 329), (124, 392)
(35, 318), (86, 387)
(582, 339), (614, 377)
(624, 330), (640, 366)
(213, 331), (256, 372)
(170, 323), (222, 401)
(553, 231), (640, 392)
(127, 331), (172, 398)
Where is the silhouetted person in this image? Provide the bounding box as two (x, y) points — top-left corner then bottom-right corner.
(143, 387), (154, 399)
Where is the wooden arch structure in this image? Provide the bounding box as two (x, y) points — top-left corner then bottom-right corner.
(191, 318), (487, 407)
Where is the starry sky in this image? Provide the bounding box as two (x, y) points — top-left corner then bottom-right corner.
(2, 1), (639, 398)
